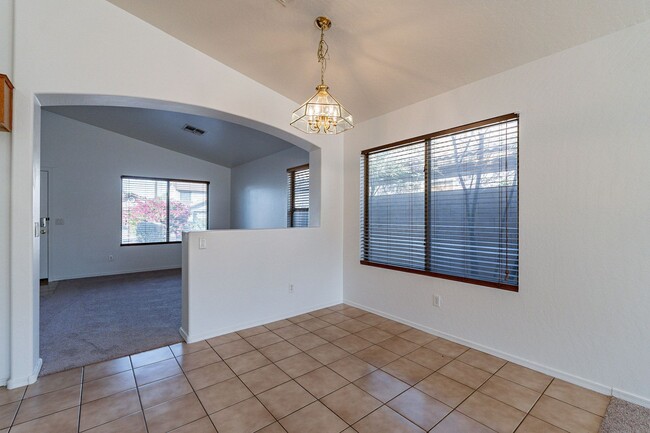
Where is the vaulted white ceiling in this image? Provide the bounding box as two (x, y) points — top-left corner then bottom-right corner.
(44, 106), (299, 168)
(106, 0), (650, 123)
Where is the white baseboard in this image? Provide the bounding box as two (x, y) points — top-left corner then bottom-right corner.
(343, 300), (623, 399)
(182, 299), (343, 344)
(6, 358), (42, 389)
(613, 388), (650, 409)
(179, 326), (190, 343)
(49, 266), (181, 282)
(0, 377), (7, 387)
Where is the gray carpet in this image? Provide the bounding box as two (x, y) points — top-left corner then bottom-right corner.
(599, 397), (650, 433)
(40, 269), (182, 375)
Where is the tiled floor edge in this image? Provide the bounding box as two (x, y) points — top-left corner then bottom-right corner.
(2, 303), (616, 432)
(612, 387), (650, 409)
(182, 299), (344, 343)
(342, 299), (617, 400)
(5, 358), (42, 390)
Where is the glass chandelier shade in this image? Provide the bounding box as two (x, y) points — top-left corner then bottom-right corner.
(291, 84), (353, 134)
(290, 16), (353, 135)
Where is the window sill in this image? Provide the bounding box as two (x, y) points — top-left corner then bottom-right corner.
(359, 260), (518, 292)
(121, 241), (182, 246)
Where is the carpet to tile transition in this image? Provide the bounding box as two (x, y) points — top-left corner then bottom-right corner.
(39, 269), (183, 375)
(599, 397), (650, 433)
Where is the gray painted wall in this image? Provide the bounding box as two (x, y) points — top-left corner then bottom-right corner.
(230, 147), (309, 229)
(41, 111), (231, 281)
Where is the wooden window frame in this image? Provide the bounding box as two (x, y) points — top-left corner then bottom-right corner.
(360, 113), (519, 292)
(287, 164), (310, 228)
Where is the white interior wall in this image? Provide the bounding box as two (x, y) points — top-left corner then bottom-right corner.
(343, 21), (650, 406)
(40, 111), (231, 281)
(230, 146), (309, 229)
(8, 0), (342, 388)
(182, 229), (343, 342)
(0, 0), (14, 386)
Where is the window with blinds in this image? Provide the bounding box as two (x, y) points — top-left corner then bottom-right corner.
(287, 164), (309, 228)
(360, 114), (519, 291)
(121, 176), (209, 245)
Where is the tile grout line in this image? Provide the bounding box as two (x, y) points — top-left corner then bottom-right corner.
(264, 310), (445, 430)
(282, 313), (441, 431)
(168, 345), (220, 433)
(512, 375), (560, 432)
(204, 330), (308, 430)
(74, 364), (150, 433)
(377, 345), (493, 432)
(6, 372), (81, 431)
(434, 351), (527, 432)
(370, 352), (466, 431)
(213, 330), (287, 431)
(262, 336), (374, 431)
(548, 392), (608, 417)
(129, 355), (150, 433)
(540, 382), (609, 418)
(316, 308), (438, 431)
(265, 358), (350, 430)
(522, 413), (571, 433)
(6, 385), (27, 431)
(475, 360), (526, 433)
(339, 378), (419, 431)
(340, 316), (571, 432)
(77, 367), (85, 433)
(207, 320), (355, 431)
(531, 391), (604, 432)
(234, 325), (343, 431)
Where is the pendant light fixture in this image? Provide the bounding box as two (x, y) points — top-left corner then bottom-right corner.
(291, 16), (353, 134)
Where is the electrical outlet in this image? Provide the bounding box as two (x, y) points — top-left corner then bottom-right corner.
(108, 255), (114, 262)
(433, 295), (442, 308)
(289, 284), (294, 294)
(199, 238), (207, 249)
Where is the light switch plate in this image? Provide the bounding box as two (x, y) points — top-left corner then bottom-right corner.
(199, 238), (207, 249)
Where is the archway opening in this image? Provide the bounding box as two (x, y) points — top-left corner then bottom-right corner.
(36, 94), (322, 374)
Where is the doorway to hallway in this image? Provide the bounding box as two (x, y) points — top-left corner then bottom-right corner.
(39, 169), (49, 281)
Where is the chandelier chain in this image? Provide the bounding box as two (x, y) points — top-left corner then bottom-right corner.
(290, 16), (353, 134)
(317, 27), (329, 85)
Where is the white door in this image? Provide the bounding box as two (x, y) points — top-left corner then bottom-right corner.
(40, 170), (49, 280)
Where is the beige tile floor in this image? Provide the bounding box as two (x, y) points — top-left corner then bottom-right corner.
(0, 304), (611, 433)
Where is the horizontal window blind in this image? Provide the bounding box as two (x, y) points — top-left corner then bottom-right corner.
(122, 178), (169, 244)
(362, 143), (426, 270)
(169, 181), (208, 242)
(287, 165), (310, 228)
(121, 176), (209, 245)
(360, 114), (519, 290)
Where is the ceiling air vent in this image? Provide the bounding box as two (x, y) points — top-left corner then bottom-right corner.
(182, 124), (206, 136)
